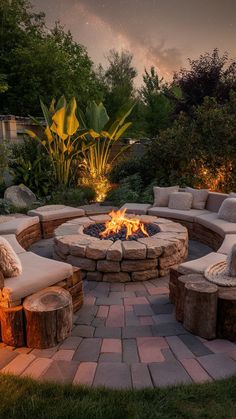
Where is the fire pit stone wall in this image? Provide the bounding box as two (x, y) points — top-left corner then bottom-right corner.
(53, 214), (188, 282)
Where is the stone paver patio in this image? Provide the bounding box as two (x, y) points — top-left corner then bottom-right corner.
(0, 240), (235, 388)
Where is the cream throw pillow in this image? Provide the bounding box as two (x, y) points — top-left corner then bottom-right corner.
(0, 237), (22, 277)
(153, 186), (179, 207)
(218, 198), (236, 223)
(186, 187), (209, 210)
(168, 192), (193, 211)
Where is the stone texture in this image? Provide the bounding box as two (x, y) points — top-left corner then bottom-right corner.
(137, 337), (167, 363)
(138, 237), (164, 258)
(86, 271), (103, 281)
(180, 358), (212, 383)
(67, 255), (96, 271)
(106, 240), (123, 261)
(93, 362), (131, 389)
(123, 339), (139, 363)
(197, 353), (236, 379)
(41, 360), (78, 384)
(101, 339), (122, 353)
(149, 360), (192, 387)
(1, 353), (35, 375)
(73, 338), (102, 362)
(97, 260), (121, 272)
(131, 269), (158, 281)
(86, 240), (113, 260)
(73, 362), (97, 386)
(131, 363), (153, 388)
(103, 272), (131, 282)
(122, 241), (146, 259)
(4, 184), (36, 208)
(121, 259), (158, 272)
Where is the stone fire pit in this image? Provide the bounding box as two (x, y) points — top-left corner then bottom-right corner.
(53, 214), (188, 282)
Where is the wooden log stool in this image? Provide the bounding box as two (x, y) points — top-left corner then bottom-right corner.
(183, 282), (218, 339)
(217, 288), (236, 341)
(175, 274), (206, 322)
(23, 286), (73, 349)
(169, 268), (180, 304)
(0, 306), (25, 347)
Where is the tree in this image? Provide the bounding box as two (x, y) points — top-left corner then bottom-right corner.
(139, 67), (173, 137)
(0, 0), (102, 115)
(145, 92), (236, 192)
(100, 49), (137, 116)
(174, 49), (236, 114)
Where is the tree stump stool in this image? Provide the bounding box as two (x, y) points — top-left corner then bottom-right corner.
(175, 274), (206, 322)
(0, 306), (25, 347)
(169, 268), (180, 304)
(23, 286), (73, 349)
(183, 282), (218, 339)
(217, 288), (236, 341)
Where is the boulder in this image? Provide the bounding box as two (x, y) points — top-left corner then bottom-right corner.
(4, 185), (36, 208)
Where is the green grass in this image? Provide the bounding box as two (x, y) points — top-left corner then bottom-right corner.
(0, 374), (235, 419)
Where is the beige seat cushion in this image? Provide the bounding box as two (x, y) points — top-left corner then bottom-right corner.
(186, 187), (209, 209)
(28, 205), (85, 221)
(153, 186), (179, 207)
(1, 235), (26, 254)
(0, 216), (39, 235)
(148, 207), (209, 222)
(217, 234), (236, 255)
(218, 198), (236, 223)
(168, 192), (193, 211)
(0, 237), (22, 278)
(196, 212), (236, 236)
(2, 252), (73, 302)
(120, 203), (152, 215)
(205, 192), (228, 212)
(178, 252), (227, 275)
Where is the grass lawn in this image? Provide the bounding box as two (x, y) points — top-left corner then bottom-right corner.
(0, 374), (235, 418)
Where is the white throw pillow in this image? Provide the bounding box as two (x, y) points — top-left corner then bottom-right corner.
(168, 192), (193, 211)
(229, 192), (236, 198)
(153, 186), (179, 207)
(218, 198), (236, 223)
(0, 237), (22, 278)
(186, 187), (209, 210)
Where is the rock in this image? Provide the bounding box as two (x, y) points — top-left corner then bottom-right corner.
(4, 184), (36, 208)
(86, 271), (103, 281)
(138, 237), (164, 258)
(97, 260), (121, 272)
(103, 272), (131, 282)
(121, 259), (157, 272)
(86, 240), (113, 260)
(67, 255), (96, 271)
(122, 241), (146, 259)
(89, 215), (111, 223)
(131, 269), (159, 281)
(106, 240), (123, 261)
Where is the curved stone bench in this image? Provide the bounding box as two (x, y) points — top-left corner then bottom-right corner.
(28, 205), (85, 238)
(0, 215), (41, 249)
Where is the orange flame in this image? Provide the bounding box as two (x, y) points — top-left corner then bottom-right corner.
(100, 208), (148, 239)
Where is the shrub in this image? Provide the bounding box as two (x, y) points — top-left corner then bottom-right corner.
(10, 137), (54, 197)
(48, 186), (96, 206)
(106, 174), (143, 206)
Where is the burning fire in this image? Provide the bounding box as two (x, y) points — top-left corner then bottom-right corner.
(100, 208), (149, 239)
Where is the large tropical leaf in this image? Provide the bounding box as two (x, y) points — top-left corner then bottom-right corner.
(64, 97), (79, 136)
(104, 102), (135, 138)
(86, 101), (109, 133)
(51, 107), (68, 140)
(40, 99), (52, 127)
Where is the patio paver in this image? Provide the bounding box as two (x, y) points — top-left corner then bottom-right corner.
(2, 238), (236, 388)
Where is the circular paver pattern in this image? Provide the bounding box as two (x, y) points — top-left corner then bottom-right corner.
(53, 215), (188, 282)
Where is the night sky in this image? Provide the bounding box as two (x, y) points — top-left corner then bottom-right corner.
(32, 0), (236, 84)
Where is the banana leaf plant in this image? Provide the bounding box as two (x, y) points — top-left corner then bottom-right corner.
(80, 101), (134, 200)
(26, 96), (91, 186)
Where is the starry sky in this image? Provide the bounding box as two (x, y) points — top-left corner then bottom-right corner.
(32, 0), (236, 84)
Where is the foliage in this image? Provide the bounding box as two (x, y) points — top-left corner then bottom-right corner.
(0, 73), (8, 93)
(98, 50), (137, 117)
(0, 141), (9, 184)
(109, 155), (153, 186)
(0, 1), (102, 115)
(174, 49), (236, 114)
(80, 101), (134, 201)
(10, 137), (54, 197)
(47, 186), (96, 206)
(139, 67), (174, 137)
(26, 96), (91, 186)
(145, 92), (236, 192)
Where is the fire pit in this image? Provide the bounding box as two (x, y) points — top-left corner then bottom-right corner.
(53, 210), (188, 282)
